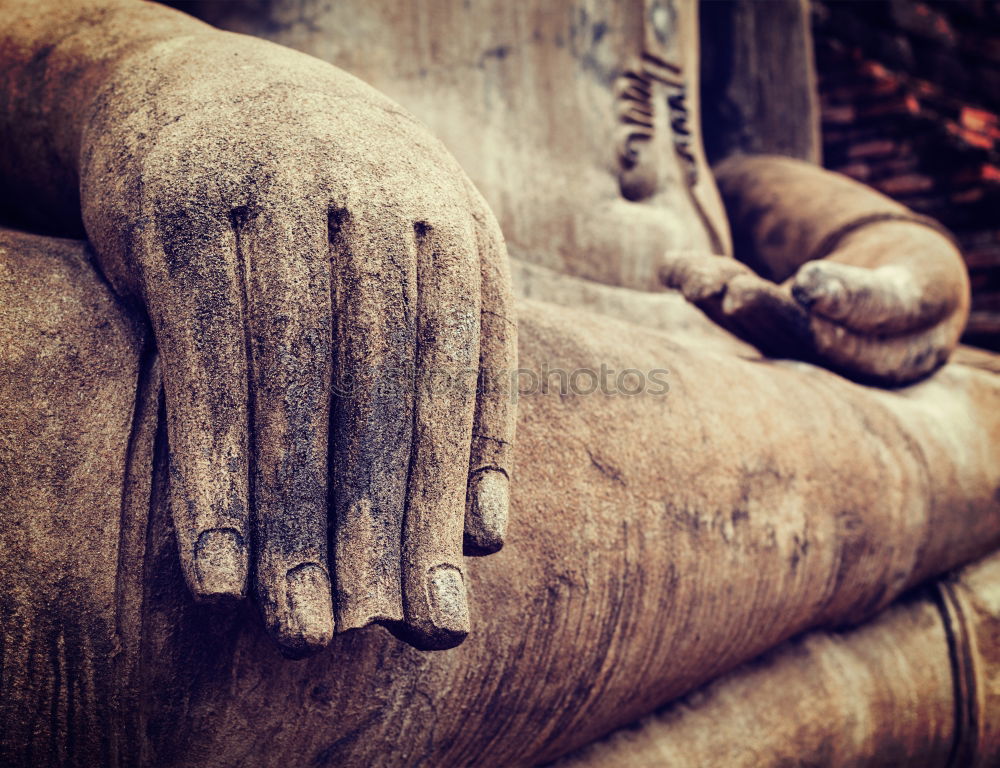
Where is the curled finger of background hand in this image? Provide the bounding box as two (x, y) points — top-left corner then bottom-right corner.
(720, 273), (814, 360)
(659, 252), (753, 303)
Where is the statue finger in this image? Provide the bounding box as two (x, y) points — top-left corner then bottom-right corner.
(464, 197), (516, 555)
(659, 251), (751, 303)
(721, 273), (814, 360)
(239, 202), (335, 658)
(140, 207), (251, 605)
(327, 205), (415, 635)
(400, 216), (480, 650)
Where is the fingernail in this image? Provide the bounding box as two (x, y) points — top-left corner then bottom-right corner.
(465, 470), (509, 554)
(722, 281), (753, 315)
(795, 266), (845, 308)
(283, 563), (334, 656)
(822, 276), (848, 309)
(194, 528), (247, 600)
(425, 564), (469, 647)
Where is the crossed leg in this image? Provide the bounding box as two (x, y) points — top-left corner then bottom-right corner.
(1, 226), (998, 767)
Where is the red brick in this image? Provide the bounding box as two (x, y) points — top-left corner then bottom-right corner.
(856, 95), (920, 119)
(873, 174), (934, 196)
(861, 61), (891, 80)
(847, 139), (896, 159)
(961, 107), (1000, 133)
(953, 187), (986, 204)
(822, 104), (856, 124)
(971, 294), (1000, 312)
(831, 162), (872, 181)
(871, 156), (920, 177)
(965, 311), (1000, 337)
(946, 121), (995, 150)
(965, 246), (1000, 269)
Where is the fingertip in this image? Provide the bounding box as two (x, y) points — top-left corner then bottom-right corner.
(273, 563), (335, 659)
(659, 255), (711, 299)
(792, 262), (848, 315)
(658, 257), (686, 291)
(403, 564), (470, 651)
(464, 470), (508, 556)
(425, 564), (471, 649)
(721, 274), (763, 316)
(660, 254), (747, 303)
(192, 527), (247, 602)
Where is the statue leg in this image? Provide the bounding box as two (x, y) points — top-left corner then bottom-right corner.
(136, 297), (1000, 765)
(0, 229), (156, 766)
(3, 228), (1000, 766)
(558, 548), (1000, 768)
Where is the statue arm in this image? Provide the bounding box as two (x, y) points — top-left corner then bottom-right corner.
(662, 155), (969, 385)
(0, 0), (203, 233)
(0, 0), (517, 656)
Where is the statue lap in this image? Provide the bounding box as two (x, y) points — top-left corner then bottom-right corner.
(3, 229), (1000, 766)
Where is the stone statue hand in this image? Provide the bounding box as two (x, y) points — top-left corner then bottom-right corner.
(661, 231), (968, 386)
(78, 34), (516, 656)
(675, 155), (972, 386)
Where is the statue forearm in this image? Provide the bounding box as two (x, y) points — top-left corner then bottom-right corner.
(0, 0), (211, 234)
(715, 153), (917, 282)
(714, 156), (969, 334)
(3, 0), (521, 658)
(664, 155), (970, 384)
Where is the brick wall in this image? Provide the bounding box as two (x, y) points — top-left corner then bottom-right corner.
(812, 0), (1000, 350)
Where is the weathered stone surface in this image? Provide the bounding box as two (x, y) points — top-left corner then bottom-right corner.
(1, 0), (517, 656)
(1, 1), (998, 766)
(178, 0), (734, 285)
(2, 228), (1000, 765)
(700, 0), (822, 165)
(557, 548), (1000, 767)
(0, 228), (153, 765)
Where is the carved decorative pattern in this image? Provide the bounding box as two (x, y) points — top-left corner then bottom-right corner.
(615, 51), (698, 189)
